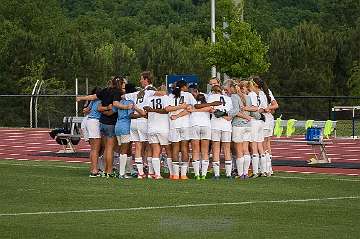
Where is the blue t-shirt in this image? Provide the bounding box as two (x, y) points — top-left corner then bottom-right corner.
(113, 99), (134, 136)
(88, 100), (101, 120)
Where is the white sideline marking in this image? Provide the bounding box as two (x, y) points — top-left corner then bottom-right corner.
(0, 196), (359, 217)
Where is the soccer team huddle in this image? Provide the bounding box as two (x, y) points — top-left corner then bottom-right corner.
(77, 71), (279, 180)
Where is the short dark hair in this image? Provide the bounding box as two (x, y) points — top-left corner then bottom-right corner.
(141, 71), (152, 84)
(125, 83), (137, 94)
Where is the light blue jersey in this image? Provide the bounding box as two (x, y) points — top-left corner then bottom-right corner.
(113, 99), (134, 136)
(88, 100), (101, 120)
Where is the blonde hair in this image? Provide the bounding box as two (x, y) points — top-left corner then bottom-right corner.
(238, 80), (250, 106)
(211, 85), (223, 94)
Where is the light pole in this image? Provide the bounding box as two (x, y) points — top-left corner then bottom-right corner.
(211, 0), (216, 78)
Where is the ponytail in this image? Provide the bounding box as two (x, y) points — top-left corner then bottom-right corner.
(172, 80), (187, 98)
(172, 87), (181, 98)
(253, 76), (271, 104)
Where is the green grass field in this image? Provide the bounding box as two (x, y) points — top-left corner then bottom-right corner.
(0, 159), (359, 239)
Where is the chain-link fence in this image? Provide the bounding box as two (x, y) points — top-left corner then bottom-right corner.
(1, 95), (360, 137)
(0, 95), (80, 128)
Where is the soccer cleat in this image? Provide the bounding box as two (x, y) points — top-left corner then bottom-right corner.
(137, 174), (146, 179)
(251, 173), (260, 178)
(194, 175), (201, 180)
(89, 173), (100, 178)
(153, 175), (163, 180)
(212, 176), (220, 180)
(180, 175), (189, 180)
(147, 174), (155, 179)
(226, 175), (233, 180)
(201, 175), (207, 180)
(171, 175), (179, 180)
(98, 169), (105, 177)
(112, 168), (119, 177)
(118, 174), (132, 179)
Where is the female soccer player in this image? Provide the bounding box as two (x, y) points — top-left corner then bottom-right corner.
(243, 77), (267, 178)
(77, 76), (123, 177)
(124, 72), (165, 179)
(143, 91), (172, 179)
(188, 93), (213, 180)
(207, 85), (233, 179)
(82, 87), (102, 177)
(113, 83), (144, 179)
(253, 77), (279, 176)
(226, 80), (253, 179)
(165, 80), (197, 180)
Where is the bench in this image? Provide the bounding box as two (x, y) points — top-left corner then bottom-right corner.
(273, 120), (337, 164)
(56, 117), (85, 153)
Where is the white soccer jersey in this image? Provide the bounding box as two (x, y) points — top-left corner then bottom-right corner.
(144, 95), (171, 134)
(248, 91), (260, 107)
(207, 93), (233, 132)
(258, 91), (269, 109)
(262, 89), (276, 123)
(125, 89), (156, 125)
(168, 91), (197, 129)
(190, 102), (211, 128)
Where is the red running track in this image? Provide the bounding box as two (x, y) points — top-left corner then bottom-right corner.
(0, 128), (359, 176)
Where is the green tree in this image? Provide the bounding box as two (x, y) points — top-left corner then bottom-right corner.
(208, 20), (270, 78)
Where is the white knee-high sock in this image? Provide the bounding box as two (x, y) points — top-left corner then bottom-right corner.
(213, 161), (220, 177)
(266, 153), (273, 174)
(166, 158), (174, 176)
(98, 155), (105, 171)
(126, 156), (132, 173)
(180, 162), (188, 177)
(260, 154), (267, 174)
(147, 157), (154, 175)
(225, 160), (232, 177)
(135, 157), (144, 176)
(113, 152), (120, 168)
(172, 161), (179, 177)
(252, 154), (259, 175)
(192, 160), (200, 176)
(119, 154), (127, 176)
(152, 158), (161, 176)
(243, 154), (251, 176)
(236, 157), (245, 177)
(201, 160), (209, 177)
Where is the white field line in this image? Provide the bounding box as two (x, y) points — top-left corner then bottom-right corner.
(0, 196), (359, 217)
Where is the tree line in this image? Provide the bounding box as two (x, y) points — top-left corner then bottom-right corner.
(0, 0), (359, 126)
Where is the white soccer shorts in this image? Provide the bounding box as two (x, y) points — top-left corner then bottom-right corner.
(232, 126), (251, 143)
(117, 134), (131, 145)
(251, 120), (265, 143)
(87, 118), (101, 139)
(169, 128), (190, 143)
(148, 132), (170, 145)
(130, 121), (148, 142)
(190, 126), (211, 140)
(211, 129), (232, 143)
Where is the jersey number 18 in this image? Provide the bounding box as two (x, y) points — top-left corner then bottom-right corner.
(151, 98), (163, 109)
